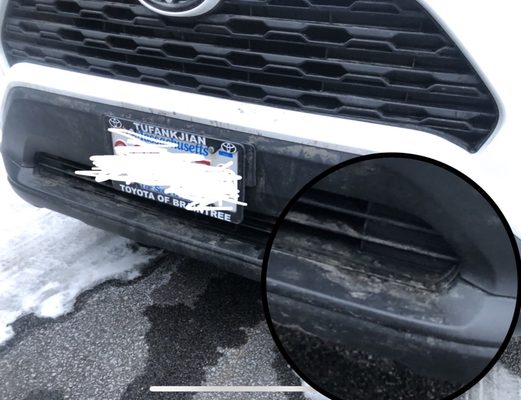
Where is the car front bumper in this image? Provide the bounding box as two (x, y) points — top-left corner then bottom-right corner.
(2, 60), (521, 243)
(1, 0), (521, 382)
(1, 84), (354, 280)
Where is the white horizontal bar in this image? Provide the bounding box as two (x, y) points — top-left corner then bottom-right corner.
(149, 386), (315, 392)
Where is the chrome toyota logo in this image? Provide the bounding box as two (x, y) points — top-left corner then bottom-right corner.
(139, 0), (221, 17)
(108, 117), (123, 128)
(221, 142), (237, 154)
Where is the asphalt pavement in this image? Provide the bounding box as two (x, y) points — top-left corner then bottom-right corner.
(0, 253), (302, 400)
(0, 250), (520, 400)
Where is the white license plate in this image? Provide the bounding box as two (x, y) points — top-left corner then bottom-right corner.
(105, 115), (246, 224)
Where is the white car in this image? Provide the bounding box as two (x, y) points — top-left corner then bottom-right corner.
(0, 0), (519, 384)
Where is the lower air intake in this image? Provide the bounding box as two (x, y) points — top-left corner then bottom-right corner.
(276, 189), (459, 290)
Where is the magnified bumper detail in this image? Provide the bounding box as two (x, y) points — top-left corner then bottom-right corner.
(265, 158), (519, 383)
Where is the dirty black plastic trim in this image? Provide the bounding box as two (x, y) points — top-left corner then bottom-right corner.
(0, 86), (351, 280)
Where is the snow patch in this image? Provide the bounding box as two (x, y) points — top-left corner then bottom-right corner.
(461, 364), (521, 400)
(0, 155), (161, 344)
(299, 365), (521, 400)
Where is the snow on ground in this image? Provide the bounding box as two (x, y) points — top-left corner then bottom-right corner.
(460, 364), (521, 400)
(0, 155), (161, 345)
(301, 365), (521, 400)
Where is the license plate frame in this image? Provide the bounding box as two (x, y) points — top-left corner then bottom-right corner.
(104, 115), (246, 224)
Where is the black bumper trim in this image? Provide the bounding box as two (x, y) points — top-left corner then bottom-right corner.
(5, 156), (267, 280)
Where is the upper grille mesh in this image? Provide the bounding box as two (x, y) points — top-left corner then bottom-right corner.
(2, 0), (498, 151)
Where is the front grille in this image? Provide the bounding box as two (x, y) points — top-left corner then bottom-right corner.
(276, 189), (459, 290)
(2, 0), (498, 151)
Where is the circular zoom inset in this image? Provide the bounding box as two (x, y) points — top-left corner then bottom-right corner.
(262, 154), (520, 400)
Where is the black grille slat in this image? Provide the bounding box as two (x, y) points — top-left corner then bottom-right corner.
(2, 0), (498, 151)
(294, 190), (458, 263)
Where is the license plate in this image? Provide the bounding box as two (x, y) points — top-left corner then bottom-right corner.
(104, 115), (246, 224)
